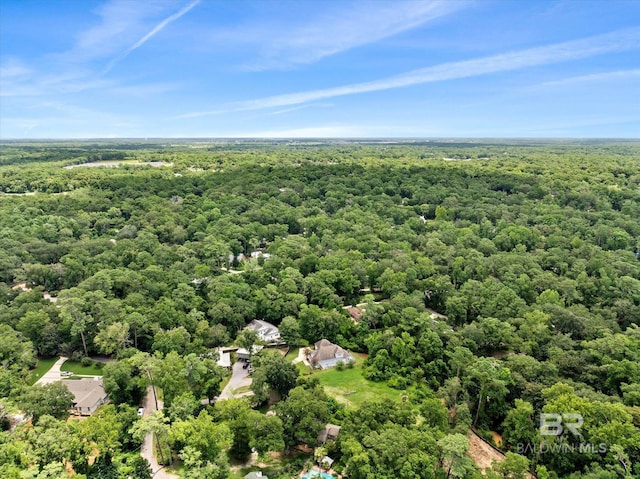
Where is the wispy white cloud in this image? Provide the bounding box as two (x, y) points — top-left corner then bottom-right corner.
(536, 68), (640, 87)
(0, 69), (114, 97)
(211, 0), (469, 70)
(522, 116), (640, 135)
(0, 58), (32, 78)
(0, 60), (36, 96)
(1, 1), (195, 98)
(64, 1), (171, 62)
(0, 101), (143, 139)
(103, 0), (201, 73)
(107, 82), (178, 96)
(0, 118), (42, 131)
(178, 27), (640, 118)
(266, 103), (332, 116)
(0, 74), (175, 98)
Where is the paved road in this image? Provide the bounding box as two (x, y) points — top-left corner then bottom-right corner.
(35, 356), (68, 385)
(139, 363), (251, 476)
(219, 361), (252, 400)
(140, 386), (177, 479)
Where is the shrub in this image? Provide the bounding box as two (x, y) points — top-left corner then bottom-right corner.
(387, 375), (410, 390)
(81, 357), (93, 367)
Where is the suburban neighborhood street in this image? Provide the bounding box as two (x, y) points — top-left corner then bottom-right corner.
(34, 356), (67, 386)
(141, 361), (253, 474)
(140, 386), (177, 479)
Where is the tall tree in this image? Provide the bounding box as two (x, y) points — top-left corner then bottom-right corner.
(464, 357), (512, 427)
(21, 382), (74, 422)
(275, 386), (330, 448)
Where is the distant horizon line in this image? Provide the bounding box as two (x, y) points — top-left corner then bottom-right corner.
(1, 137), (639, 142)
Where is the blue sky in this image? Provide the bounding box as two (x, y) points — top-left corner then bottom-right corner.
(1, 0), (639, 138)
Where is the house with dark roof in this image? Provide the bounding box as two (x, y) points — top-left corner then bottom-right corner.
(309, 339), (354, 369)
(318, 423), (341, 443)
(345, 305), (364, 323)
(63, 377), (109, 416)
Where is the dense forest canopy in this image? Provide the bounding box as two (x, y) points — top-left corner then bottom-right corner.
(0, 140), (638, 479)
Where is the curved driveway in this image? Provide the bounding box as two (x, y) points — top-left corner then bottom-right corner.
(219, 361), (252, 400)
(35, 356), (68, 385)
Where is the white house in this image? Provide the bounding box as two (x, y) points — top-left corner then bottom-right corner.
(236, 345), (264, 361)
(250, 250), (271, 260)
(245, 319), (281, 344)
(216, 349), (232, 370)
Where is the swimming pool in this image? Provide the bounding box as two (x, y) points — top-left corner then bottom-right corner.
(301, 471), (334, 479)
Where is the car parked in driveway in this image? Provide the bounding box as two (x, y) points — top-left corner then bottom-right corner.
(137, 407), (144, 416)
(60, 371), (73, 377)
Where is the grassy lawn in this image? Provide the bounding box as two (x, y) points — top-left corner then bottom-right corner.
(60, 360), (103, 376)
(165, 461), (185, 477)
(232, 385), (252, 395)
(229, 451), (310, 479)
(310, 353), (407, 408)
(284, 347), (300, 362)
(27, 357), (58, 385)
(219, 370), (233, 393)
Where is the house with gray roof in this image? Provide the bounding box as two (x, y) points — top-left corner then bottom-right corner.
(309, 339), (354, 369)
(63, 377), (109, 416)
(245, 319), (281, 344)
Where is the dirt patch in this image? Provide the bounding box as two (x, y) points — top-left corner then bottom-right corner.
(467, 430), (535, 478)
(468, 431), (503, 471)
(491, 431), (503, 448)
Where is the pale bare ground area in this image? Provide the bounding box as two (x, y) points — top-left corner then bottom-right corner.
(291, 347), (310, 367)
(64, 161), (172, 169)
(467, 430), (535, 478)
(1, 191), (73, 196)
(11, 283), (57, 302)
(229, 452), (258, 474)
